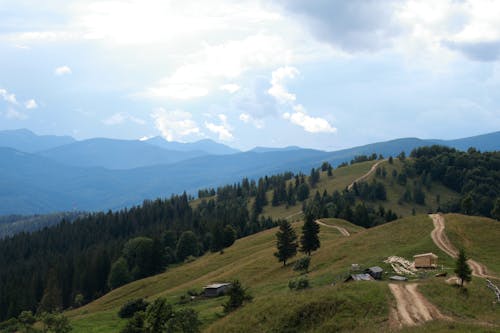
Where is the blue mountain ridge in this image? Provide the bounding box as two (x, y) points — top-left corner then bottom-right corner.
(0, 131), (498, 215)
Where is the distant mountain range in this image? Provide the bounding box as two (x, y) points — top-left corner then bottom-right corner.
(0, 128), (75, 153)
(145, 136), (240, 155)
(0, 128), (498, 215)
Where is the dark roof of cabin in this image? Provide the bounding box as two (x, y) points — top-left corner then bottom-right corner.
(367, 266), (383, 273)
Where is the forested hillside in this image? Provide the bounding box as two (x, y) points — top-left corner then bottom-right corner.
(0, 146), (498, 324)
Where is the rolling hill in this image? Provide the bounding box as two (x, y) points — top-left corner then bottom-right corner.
(66, 214), (500, 332)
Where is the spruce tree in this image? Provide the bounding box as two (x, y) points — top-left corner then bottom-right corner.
(274, 220), (298, 266)
(455, 248), (472, 287)
(300, 213), (320, 255)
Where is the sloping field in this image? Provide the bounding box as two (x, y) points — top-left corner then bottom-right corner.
(67, 214), (499, 332)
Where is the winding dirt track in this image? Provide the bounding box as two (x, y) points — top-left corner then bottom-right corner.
(347, 159), (386, 191)
(389, 283), (447, 329)
(315, 219), (350, 236)
(429, 214), (494, 279)
(284, 211), (303, 220)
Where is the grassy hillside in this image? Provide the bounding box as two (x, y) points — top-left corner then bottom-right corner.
(363, 159), (459, 217)
(442, 214), (500, 275)
(66, 214), (500, 332)
(258, 158), (459, 221)
(260, 160), (381, 220)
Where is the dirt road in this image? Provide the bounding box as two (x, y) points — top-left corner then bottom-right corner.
(315, 219), (350, 236)
(429, 214), (494, 279)
(347, 160), (385, 191)
(389, 283), (446, 329)
(285, 211), (303, 220)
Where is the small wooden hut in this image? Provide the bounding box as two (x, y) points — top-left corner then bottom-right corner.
(203, 283), (232, 297)
(413, 253), (438, 268)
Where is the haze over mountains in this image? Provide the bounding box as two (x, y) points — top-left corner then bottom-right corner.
(1, 128), (499, 215)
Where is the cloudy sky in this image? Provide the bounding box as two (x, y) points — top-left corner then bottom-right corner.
(1, 0), (500, 150)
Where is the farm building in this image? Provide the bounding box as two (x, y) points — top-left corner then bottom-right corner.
(365, 266), (384, 280)
(413, 253), (438, 268)
(345, 273), (374, 282)
(203, 283), (232, 297)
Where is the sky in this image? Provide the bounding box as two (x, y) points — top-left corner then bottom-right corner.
(1, 0), (500, 151)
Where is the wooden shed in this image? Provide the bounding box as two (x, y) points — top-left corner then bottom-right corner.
(413, 253), (438, 268)
(203, 283), (232, 297)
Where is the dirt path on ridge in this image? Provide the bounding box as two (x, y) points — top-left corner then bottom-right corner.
(315, 219), (350, 236)
(389, 283), (447, 329)
(284, 211), (303, 220)
(429, 214), (495, 279)
(347, 160), (385, 191)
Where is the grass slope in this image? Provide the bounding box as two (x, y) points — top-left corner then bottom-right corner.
(260, 160), (380, 220)
(66, 214), (499, 332)
(359, 159), (459, 217)
(257, 159), (460, 221)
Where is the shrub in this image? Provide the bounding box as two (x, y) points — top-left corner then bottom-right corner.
(223, 280), (252, 313)
(118, 298), (149, 318)
(293, 256), (311, 273)
(288, 276), (310, 291)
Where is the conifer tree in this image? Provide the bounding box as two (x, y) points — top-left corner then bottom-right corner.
(455, 248), (472, 287)
(274, 220), (298, 266)
(300, 213), (320, 255)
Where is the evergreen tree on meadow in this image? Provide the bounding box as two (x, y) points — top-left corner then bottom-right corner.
(274, 220), (298, 266)
(455, 248), (472, 287)
(300, 212), (320, 256)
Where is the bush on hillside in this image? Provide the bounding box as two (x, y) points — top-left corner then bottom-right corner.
(118, 298), (149, 318)
(288, 276), (310, 291)
(293, 256), (311, 273)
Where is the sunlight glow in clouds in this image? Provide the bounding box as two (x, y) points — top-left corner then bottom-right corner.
(1, 0), (500, 148)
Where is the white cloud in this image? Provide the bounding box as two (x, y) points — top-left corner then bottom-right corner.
(283, 105), (336, 134)
(151, 108), (200, 141)
(268, 66), (299, 103)
(141, 34), (296, 100)
(266, 66), (335, 134)
(54, 65), (72, 76)
(24, 99), (38, 109)
(205, 114), (234, 141)
(0, 89), (18, 105)
(139, 135), (153, 141)
(239, 113), (264, 129)
(220, 84), (241, 94)
(102, 112), (146, 126)
(4, 108), (27, 120)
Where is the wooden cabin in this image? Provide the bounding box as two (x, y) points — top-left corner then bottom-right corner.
(413, 253), (438, 268)
(203, 283), (232, 297)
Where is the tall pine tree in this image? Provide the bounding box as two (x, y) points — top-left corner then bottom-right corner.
(274, 221), (298, 266)
(455, 248), (472, 287)
(300, 213), (320, 256)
